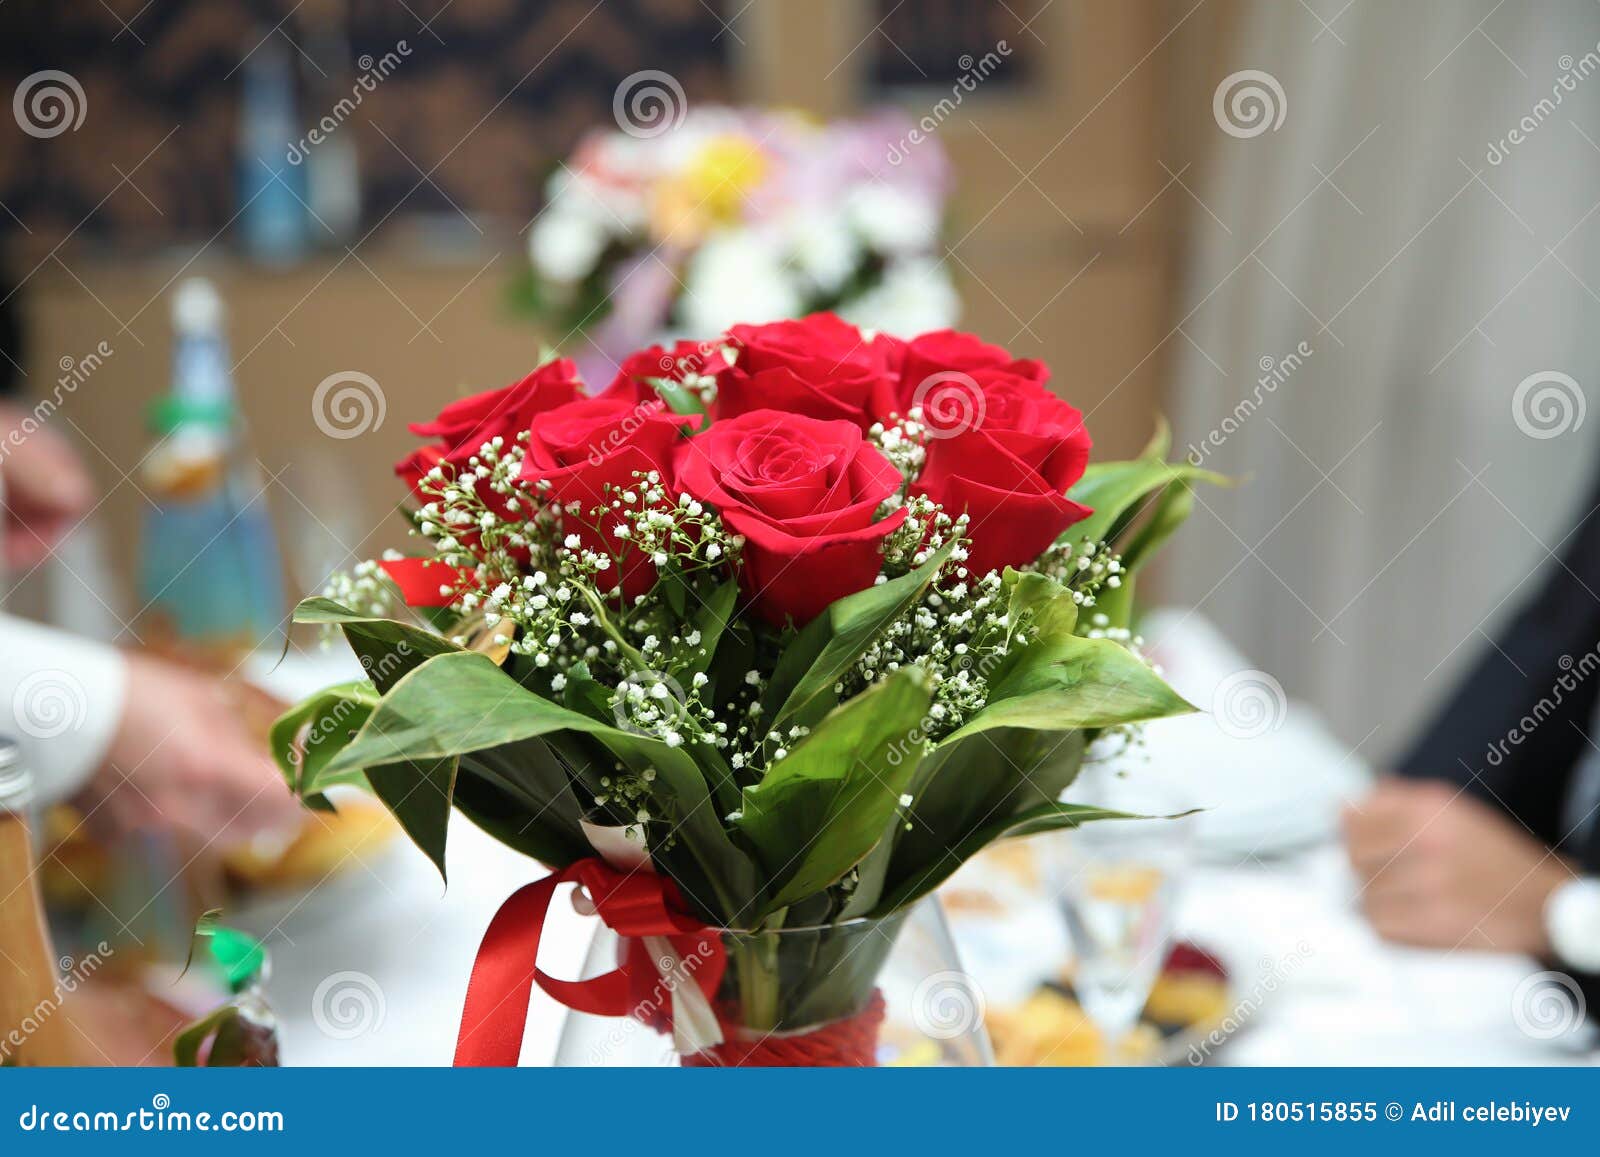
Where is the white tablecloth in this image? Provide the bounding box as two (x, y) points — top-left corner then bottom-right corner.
(247, 619), (1599, 1066)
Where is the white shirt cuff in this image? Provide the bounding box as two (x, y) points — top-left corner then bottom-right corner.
(0, 613), (127, 806)
(1545, 877), (1600, 974)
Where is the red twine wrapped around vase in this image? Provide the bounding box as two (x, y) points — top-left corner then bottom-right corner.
(454, 860), (886, 1067)
(681, 990), (887, 1068)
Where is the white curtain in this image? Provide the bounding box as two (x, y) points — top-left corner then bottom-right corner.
(1168, 0), (1600, 760)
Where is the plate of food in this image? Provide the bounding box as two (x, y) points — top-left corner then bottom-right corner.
(985, 941), (1234, 1066)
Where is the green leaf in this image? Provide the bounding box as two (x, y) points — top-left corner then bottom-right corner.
(1139, 416), (1172, 461)
(291, 597), (460, 692)
(875, 802), (1139, 912)
(736, 668), (932, 916)
(366, 756), (458, 879)
(835, 819), (900, 920)
(451, 759), (589, 868)
(269, 681), (378, 797)
(878, 725), (1084, 913)
(1119, 474), (1197, 575)
(1066, 459), (1227, 554)
(765, 538), (957, 732)
(686, 579), (739, 676)
(1005, 569), (1080, 637)
(173, 1007), (232, 1068)
(949, 635), (1194, 743)
(1096, 476), (1198, 627)
(646, 376), (711, 422)
(326, 650), (755, 921)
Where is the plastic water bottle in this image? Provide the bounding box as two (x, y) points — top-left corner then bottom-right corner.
(137, 279), (286, 662)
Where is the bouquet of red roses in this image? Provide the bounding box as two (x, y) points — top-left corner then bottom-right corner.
(273, 313), (1217, 1066)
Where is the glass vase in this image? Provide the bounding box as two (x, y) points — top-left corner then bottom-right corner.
(553, 896), (993, 1066)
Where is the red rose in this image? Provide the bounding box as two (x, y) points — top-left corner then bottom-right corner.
(394, 443), (445, 495)
(871, 328), (1047, 426)
(674, 409), (907, 627)
(396, 359), (584, 496)
(910, 374), (1092, 578)
(519, 396), (699, 600)
(601, 340), (731, 405)
(410, 358), (585, 458)
(714, 313), (898, 428)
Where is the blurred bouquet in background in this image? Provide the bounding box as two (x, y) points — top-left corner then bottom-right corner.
(519, 107), (957, 377)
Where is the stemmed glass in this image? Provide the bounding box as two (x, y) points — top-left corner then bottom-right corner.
(1046, 766), (1194, 1063)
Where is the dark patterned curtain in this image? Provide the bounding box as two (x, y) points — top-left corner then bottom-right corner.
(0, 0), (733, 249)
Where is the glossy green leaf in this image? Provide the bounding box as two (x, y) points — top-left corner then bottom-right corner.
(269, 680), (378, 798)
(947, 635), (1194, 743)
(646, 375), (711, 422)
(875, 801), (1138, 912)
(1066, 458), (1227, 555)
(765, 539), (956, 732)
(291, 597), (459, 692)
(686, 579), (739, 676)
(366, 756), (458, 879)
(325, 650), (755, 920)
(737, 668), (931, 915)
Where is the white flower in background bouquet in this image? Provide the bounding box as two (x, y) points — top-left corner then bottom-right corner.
(519, 107), (957, 381)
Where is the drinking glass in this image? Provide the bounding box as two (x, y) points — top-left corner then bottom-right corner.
(1047, 768), (1194, 1063)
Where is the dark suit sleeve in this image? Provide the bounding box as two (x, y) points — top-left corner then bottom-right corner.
(0, 267), (20, 398)
(1397, 473), (1600, 858)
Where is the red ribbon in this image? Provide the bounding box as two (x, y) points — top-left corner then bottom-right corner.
(453, 857), (726, 1067)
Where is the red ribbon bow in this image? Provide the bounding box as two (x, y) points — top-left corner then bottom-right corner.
(453, 857), (726, 1067)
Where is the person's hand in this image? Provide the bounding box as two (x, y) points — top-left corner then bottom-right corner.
(75, 652), (303, 849)
(1342, 778), (1572, 955)
(0, 401), (96, 569)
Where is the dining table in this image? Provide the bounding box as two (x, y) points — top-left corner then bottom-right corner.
(244, 610), (1600, 1067)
